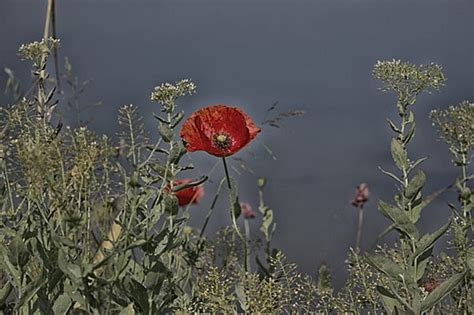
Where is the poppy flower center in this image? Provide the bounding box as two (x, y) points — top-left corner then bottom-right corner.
(212, 133), (232, 151)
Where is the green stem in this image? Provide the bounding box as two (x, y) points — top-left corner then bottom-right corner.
(222, 157), (248, 272)
(222, 157), (231, 190)
(356, 205), (364, 249)
(244, 219), (251, 272)
(199, 177), (225, 238)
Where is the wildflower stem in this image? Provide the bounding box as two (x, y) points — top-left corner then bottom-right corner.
(460, 151), (470, 224)
(244, 219), (251, 272)
(199, 177), (225, 238)
(43, 0), (53, 40)
(222, 157), (232, 190)
(222, 157), (248, 272)
(356, 205), (364, 249)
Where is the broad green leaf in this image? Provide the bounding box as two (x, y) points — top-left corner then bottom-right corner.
(391, 138), (408, 170)
(410, 188), (445, 223)
(378, 200), (419, 239)
(144, 271), (165, 293)
(119, 303), (136, 315)
(52, 293), (72, 315)
(416, 258), (429, 281)
(421, 272), (466, 312)
(8, 236), (29, 268)
(405, 170), (426, 201)
(57, 250), (82, 282)
(377, 285), (402, 314)
(367, 253), (405, 282)
(414, 219), (451, 259)
(123, 278), (149, 313)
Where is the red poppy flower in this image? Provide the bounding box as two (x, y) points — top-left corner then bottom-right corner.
(173, 179), (205, 207)
(180, 104), (260, 157)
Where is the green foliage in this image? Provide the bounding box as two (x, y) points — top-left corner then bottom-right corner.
(0, 36), (472, 315)
(430, 101), (474, 154)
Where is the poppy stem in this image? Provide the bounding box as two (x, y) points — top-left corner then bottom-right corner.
(222, 157), (249, 272)
(356, 205), (364, 249)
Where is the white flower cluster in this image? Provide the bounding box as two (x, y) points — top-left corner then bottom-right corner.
(17, 37), (60, 68)
(150, 79), (196, 112)
(373, 59), (445, 96)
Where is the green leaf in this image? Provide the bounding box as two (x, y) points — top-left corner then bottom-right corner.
(467, 247), (474, 272)
(367, 254), (405, 282)
(414, 219), (451, 259)
(0, 283), (12, 305)
(229, 177), (241, 218)
(411, 156), (427, 169)
(410, 187), (445, 223)
(119, 303), (136, 315)
(171, 176), (207, 192)
(8, 236), (29, 268)
(378, 200), (419, 239)
(421, 272), (466, 312)
(235, 284), (248, 312)
(16, 272), (47, 309)
(52, 293), (72, 315)
(378, 166), (402, 184)
(391, 138), (408, 170)
(123, 278), (149, 313)
(405, 170), (426, 201)
(57, 250), (82, 283)
(407, 111), (415, 123)
(403, 122), (416, 144)
(260, 205), (274, 242)
(377, 285), (402, 314)
(386, 118), (401, 134)
(0, 244), (21, 282)
(158, 122), (173, 143)
(163, 193), (179, 216)
(169, 141), (187, 164)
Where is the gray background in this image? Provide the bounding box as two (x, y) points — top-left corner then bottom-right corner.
(1, 0), (473, 285)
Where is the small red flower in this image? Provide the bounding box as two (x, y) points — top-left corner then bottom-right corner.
(180, 104), (260, 157)
(351, 183), (370, 208)
(173, 179), (204, 207)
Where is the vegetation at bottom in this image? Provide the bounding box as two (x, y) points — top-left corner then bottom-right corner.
(0, 5), (473, 315)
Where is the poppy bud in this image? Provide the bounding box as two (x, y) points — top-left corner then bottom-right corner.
(240, 202), (256, 219)
(351, 183), (370, 208)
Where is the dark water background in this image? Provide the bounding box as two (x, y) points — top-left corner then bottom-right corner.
(1, 0), (473, 285)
